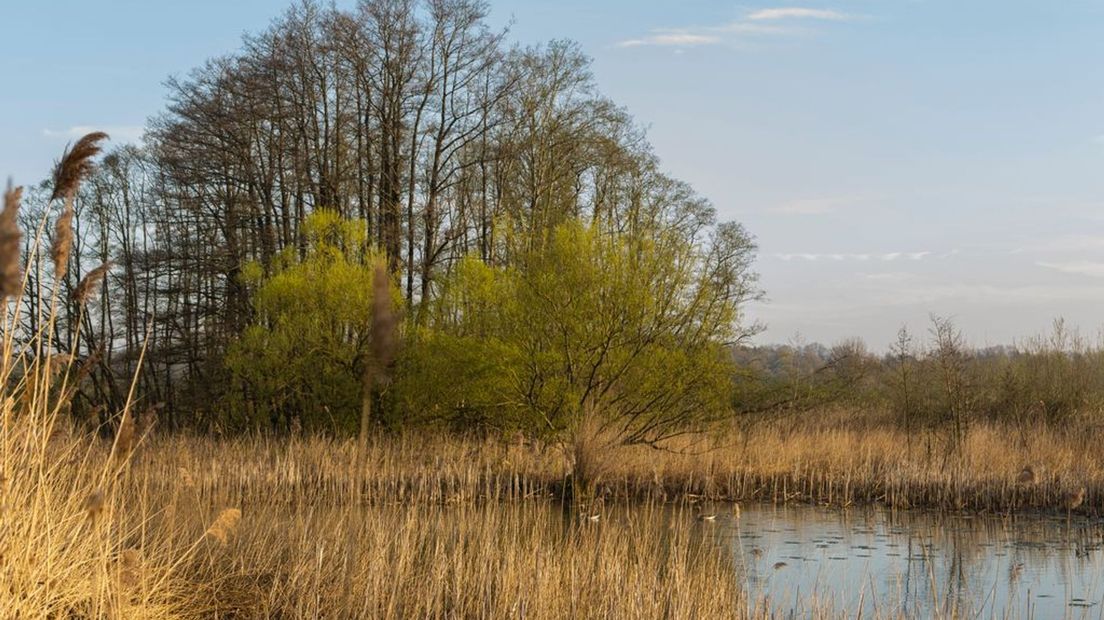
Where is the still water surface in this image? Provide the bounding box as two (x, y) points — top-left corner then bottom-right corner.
(715, 503), (1104, 618)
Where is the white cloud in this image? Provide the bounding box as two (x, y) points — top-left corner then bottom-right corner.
(43, 125), (144, 143)
(715, 21), (794, 35)
(1037, 261), (1104, 278)
(747, 8), (853, 21)
(617, 33), (722, 48)
(616, 6), (855, 50)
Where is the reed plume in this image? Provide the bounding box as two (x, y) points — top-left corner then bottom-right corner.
(112, 411), (137, 466)
(72, 261), (111, 304)
(0, 182), (23, 299)
(117, 548), (142, 588)
(51, 201), (73, 279)
(359, 262), (397, 442)
(206, 508), (242, 545)
(50, 132), (108, 279)
(47, 353), (73, 378)
(370, 262), (397, 371)
(49, 131), (109, 202)
(75, 345), (103, 383)
(82, 488), (105, 521)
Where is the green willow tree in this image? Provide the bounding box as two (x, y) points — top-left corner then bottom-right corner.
(398, 218), (760, 462)
(225, 211), (400, 432)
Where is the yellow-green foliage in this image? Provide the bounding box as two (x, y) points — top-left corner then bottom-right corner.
(225, 210), (400, 432)
(398, 219), (755, 444)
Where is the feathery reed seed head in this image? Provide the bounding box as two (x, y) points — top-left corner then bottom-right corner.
(50, 131), (109, 202)
(76, 346), (103, 384)
(47, 354), (72, 378)
(83, 488), (105, 520)
(119, 548), (142, 587)
(72, 261), (111, 304)
(50, 132), (108, 279)
(51, 201), (73, 280)
(0, 182), (23, 299)
(113, 412), (137, 465)
(206, 508), (242, 545)
(370, 262), (397, 370)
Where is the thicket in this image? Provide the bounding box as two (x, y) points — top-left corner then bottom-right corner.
(16, 0), (761, 441)
(737, 317), (1104, 442)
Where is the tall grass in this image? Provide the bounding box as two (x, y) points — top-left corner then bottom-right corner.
(135, 419), (1104, 514)
(15, 422), (1097, 617)
(0, 135), (198, 617)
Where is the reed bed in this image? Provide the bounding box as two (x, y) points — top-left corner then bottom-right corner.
(135, 419), (1104, 516)
(20, 412), (1079, 618)
(10, 425), (760, 618)
(23, 421), (1095, 618)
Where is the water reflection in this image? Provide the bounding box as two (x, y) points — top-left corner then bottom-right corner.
(716, 504), (1104, 618)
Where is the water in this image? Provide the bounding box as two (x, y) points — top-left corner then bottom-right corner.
(712, 503), (1104, 618)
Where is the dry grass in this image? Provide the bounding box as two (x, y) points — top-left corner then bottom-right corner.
(13, 420), (1099, 617)
(134, 417), (1104, 514)
(5, 426), (758, 618)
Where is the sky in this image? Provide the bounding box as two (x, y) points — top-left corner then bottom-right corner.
(3, 0), (1104, 350)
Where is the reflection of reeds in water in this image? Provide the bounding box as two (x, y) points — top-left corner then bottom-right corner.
(733, 502), (1104, 619)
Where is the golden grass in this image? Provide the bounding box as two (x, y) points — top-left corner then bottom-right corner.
(5, 426), (758, 617)
(125, 415), (1104, 515)
(12, 419), (1099, 617)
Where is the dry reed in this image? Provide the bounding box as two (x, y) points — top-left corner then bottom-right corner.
(73, 261), (111, 303)
(50, 131), (109, 202)
(0, 181), (22, 298)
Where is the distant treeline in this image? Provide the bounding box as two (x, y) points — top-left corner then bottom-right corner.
(735, 317), (1104, 446)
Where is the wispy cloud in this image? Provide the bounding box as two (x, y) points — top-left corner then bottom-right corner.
(775, 251), (933, 262)
(43, 125), (144, 143)
(747, 8), (854, 21)
(615, 6), (856, 49)
(617, 32), (722, 48)
(714, 22), (794, 35)
(1037, 261), (1104, 278)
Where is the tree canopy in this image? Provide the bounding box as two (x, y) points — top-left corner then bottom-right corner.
(398, 217), (759, 445)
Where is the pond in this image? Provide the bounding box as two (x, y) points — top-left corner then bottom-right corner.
(715, 503), (1104, 618)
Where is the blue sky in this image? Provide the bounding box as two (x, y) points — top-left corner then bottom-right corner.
(4, 0), (1104, 349)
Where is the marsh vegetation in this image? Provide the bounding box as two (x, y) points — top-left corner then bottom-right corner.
(7, 1), (1104, 618)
